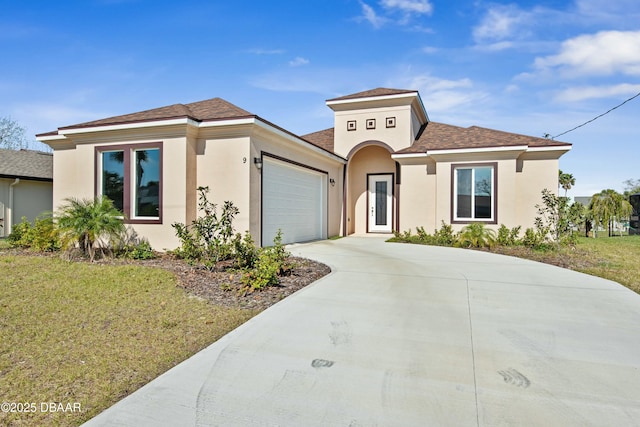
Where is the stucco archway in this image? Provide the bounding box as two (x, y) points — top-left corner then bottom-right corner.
(344, 141), (398, 235)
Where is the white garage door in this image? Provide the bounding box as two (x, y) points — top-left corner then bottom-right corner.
(262, 156), (327, 245)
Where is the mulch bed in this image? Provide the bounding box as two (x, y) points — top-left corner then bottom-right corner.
(138, 255), (331, 310)
(1, 247), (331, 311)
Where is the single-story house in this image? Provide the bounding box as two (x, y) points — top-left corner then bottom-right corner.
(37, 88), (571, 249)
(0, 149), (53, 237)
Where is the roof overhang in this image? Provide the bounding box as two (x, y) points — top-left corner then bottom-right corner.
(392, 144), (571, 163)
(37, 115), (347, 164)
(326, 91), (429, 124)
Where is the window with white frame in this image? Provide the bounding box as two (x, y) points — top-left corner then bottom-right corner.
(97, 143), (162, 223)
(452, 163), (496, 222)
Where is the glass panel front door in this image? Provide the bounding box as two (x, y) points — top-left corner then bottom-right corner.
(368, 174), (393, 233)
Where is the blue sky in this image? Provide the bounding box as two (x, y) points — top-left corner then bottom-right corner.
(2, 0), (639, 197)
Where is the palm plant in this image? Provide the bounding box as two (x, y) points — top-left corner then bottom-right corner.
(457, 223), (496, 248)
(558, 170), (576, 198)
(56, 196), (125, 261)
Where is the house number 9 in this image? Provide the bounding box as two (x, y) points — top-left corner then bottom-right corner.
(243, 157), (247, 163)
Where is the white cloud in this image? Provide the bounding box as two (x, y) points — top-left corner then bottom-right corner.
(534, 30), (640, 76)
(473, 5), (530, 42)
(421, 46), (439, 54)
(248, 48), (285, 55)
(289, 57), (310, 67)
(381, 0), (433, 15)
(359, 2), (387, 28)
(358, 0), (432, 28)
(554, 83), (640, 103)
(394, 74), (487, 113)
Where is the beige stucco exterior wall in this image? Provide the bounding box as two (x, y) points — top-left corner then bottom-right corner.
(347, 145), (396, 235)
(196, 134), (252, 241)
(433, 155), (521, 232)
(397, 161), (436, 233)
(49, 128), (195, 250)
(395, 150), (563, 234)
(333, 105), (414, 157)
(516, 154), (561, 230)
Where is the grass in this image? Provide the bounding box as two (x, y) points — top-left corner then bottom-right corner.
(569, 236), (640, 293)
(0, 255), (258, 426)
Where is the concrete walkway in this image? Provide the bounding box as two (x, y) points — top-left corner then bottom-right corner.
(85, 236), (640, 426)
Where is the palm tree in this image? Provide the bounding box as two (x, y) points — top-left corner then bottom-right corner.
(456, 223), (496, 248)
(56, 196), (125, 261)
(589, 189), (632, 237)
(558, 170), (576, 198)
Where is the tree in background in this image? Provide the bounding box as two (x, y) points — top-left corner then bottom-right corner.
(589, 189), (632, 237)
(623, 179), (640, 197)
(558, 170), (576, 198)
(0, 117), (29, 150)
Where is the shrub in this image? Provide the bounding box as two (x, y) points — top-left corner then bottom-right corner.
(171, 186), (239, 270)
(522, 227), (545, 248)
(457, 223), (496, 248)
(497, 224), (521, 246)
(8, 215), (60, 252)
(233, 231), (259, 269)
(434, 221), (456, 246)
(119, 239), (156, 260)
(241, 230), (292, 291)
(56, 197), (125, 261)
(7, 216), (32, 248)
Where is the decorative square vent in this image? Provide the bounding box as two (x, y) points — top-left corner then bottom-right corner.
(366, 119), (376, 130)
(386, 117), (396, 128)
(347, 120), (357, 131)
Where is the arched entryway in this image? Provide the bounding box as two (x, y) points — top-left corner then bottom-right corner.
(345, 141), (398, 235)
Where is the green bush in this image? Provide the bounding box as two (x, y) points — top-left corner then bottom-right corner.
(457, 223), (496, 248)
(56, 197), (125, 261)
(497, 224), (521, 246)
(8, 215), (60, 252)
(233, 231), (259, 269)
(241, 230), (292, 291)
(119, 239), (156, 260)
(171, 186), (239, 270)
(434, 221), (456, 246)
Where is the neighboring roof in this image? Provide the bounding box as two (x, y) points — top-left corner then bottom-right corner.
(302, 128), (334, 152)
(0, 149), (53, 181)
(56, 98), (254, 131)
(327, 88), (417, 102)
(574, 196), (592, 206)
(395, 121), (571, 154)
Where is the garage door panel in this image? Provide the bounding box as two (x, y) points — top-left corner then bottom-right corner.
(262, 157), (327, 245)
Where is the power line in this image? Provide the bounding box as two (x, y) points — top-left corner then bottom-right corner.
(550, 90), (640, 140)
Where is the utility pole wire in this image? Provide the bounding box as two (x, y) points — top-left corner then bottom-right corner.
(551, 90), (640, 140)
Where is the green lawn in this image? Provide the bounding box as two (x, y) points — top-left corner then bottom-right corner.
(570, 235), (640, 293)
(0, 255), (257, 426)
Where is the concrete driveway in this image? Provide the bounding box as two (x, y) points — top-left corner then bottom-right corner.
(85, 236), (640, 426)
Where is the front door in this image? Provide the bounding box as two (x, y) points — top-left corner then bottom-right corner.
(368, 174), (393, 233)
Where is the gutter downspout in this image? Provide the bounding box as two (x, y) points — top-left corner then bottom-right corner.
(8, 178), (20, 235)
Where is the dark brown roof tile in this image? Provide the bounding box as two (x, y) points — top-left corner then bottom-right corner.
(327, 88), (417, 102)
(301, 128), (334, 152)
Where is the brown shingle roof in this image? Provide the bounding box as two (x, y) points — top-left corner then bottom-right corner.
(395, 121), (571, 153)
(0, 149), (53, 181)
(327, 88), (417, 102)
(57, 98), (254, 131)
(302, 128), (334, 152)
